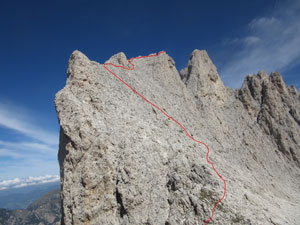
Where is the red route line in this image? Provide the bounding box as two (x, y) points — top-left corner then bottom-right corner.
(104, 51), (227, 224)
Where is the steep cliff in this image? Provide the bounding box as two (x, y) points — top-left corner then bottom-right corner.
(55, 49), (300, 225)
(237, 71), (300, 164)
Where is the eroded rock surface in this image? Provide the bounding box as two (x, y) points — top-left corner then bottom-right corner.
(55, 49), (300, 225)
(237, 71), (300, 164)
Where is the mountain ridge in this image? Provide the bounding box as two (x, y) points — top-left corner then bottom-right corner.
(0, 188), (60, 225)
(0, 182), (60, 210)
(55, 49), (300, 225)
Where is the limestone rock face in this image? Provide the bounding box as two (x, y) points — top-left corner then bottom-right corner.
(55, 50), (300, 225)
(180, 50), (226, 100)
(237, 71), (300, 164)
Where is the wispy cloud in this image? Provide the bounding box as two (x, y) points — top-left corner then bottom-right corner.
(0, 175), (59, 190)
(0, 141), (57, 162)
(0, 148), (23, 158)
(0, 102), (58, 145)
(0, 101), (59, 180)
(219, 0), (300, 89)
(0, 140), (56, 154)
(0, 157), (59, 180)
(243, 36), (261, 46)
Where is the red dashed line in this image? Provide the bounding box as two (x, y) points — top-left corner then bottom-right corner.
(104, 51), (226, 224)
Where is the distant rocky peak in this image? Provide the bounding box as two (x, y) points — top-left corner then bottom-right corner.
(66, 50), (91, 84)
(180, 49), (226, 101)
(269, 71), (289, 94)
(237, 71), (299, 117)
(237, 71), (300, 164)
(239, 71), (268, 108)
(106, 52), (129, 67)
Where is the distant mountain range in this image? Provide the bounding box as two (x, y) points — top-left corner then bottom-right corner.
(0, 182), (59, 210)
(0, 187), (60, 225)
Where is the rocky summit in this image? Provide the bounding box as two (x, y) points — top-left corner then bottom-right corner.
(55, 49), (300, 225)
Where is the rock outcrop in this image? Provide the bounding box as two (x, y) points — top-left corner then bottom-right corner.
(237, 71), (300, 164)
(55, 49), (300, 225)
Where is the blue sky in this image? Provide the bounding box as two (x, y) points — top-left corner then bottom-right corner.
(0, 0), (299, 184)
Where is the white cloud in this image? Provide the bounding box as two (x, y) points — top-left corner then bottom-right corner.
(219, 0), (300, 89)
(243, 36), (261, 46)
(0, 101), (58, 158)
(0, 158), (59, 180)
(0, 148), (24, 158)
(0, 175), (59, 190)
(248, 17), (280, 30)
(0, 102), (58, 145)
(0, 101), (59, 180)
(0, 140), (56, 154)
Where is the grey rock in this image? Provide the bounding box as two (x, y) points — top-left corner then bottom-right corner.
(237, 71), (300, 164)
(55, 49), (300, 225)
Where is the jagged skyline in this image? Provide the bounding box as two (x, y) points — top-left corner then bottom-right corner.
(1, 0), (299, 182)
